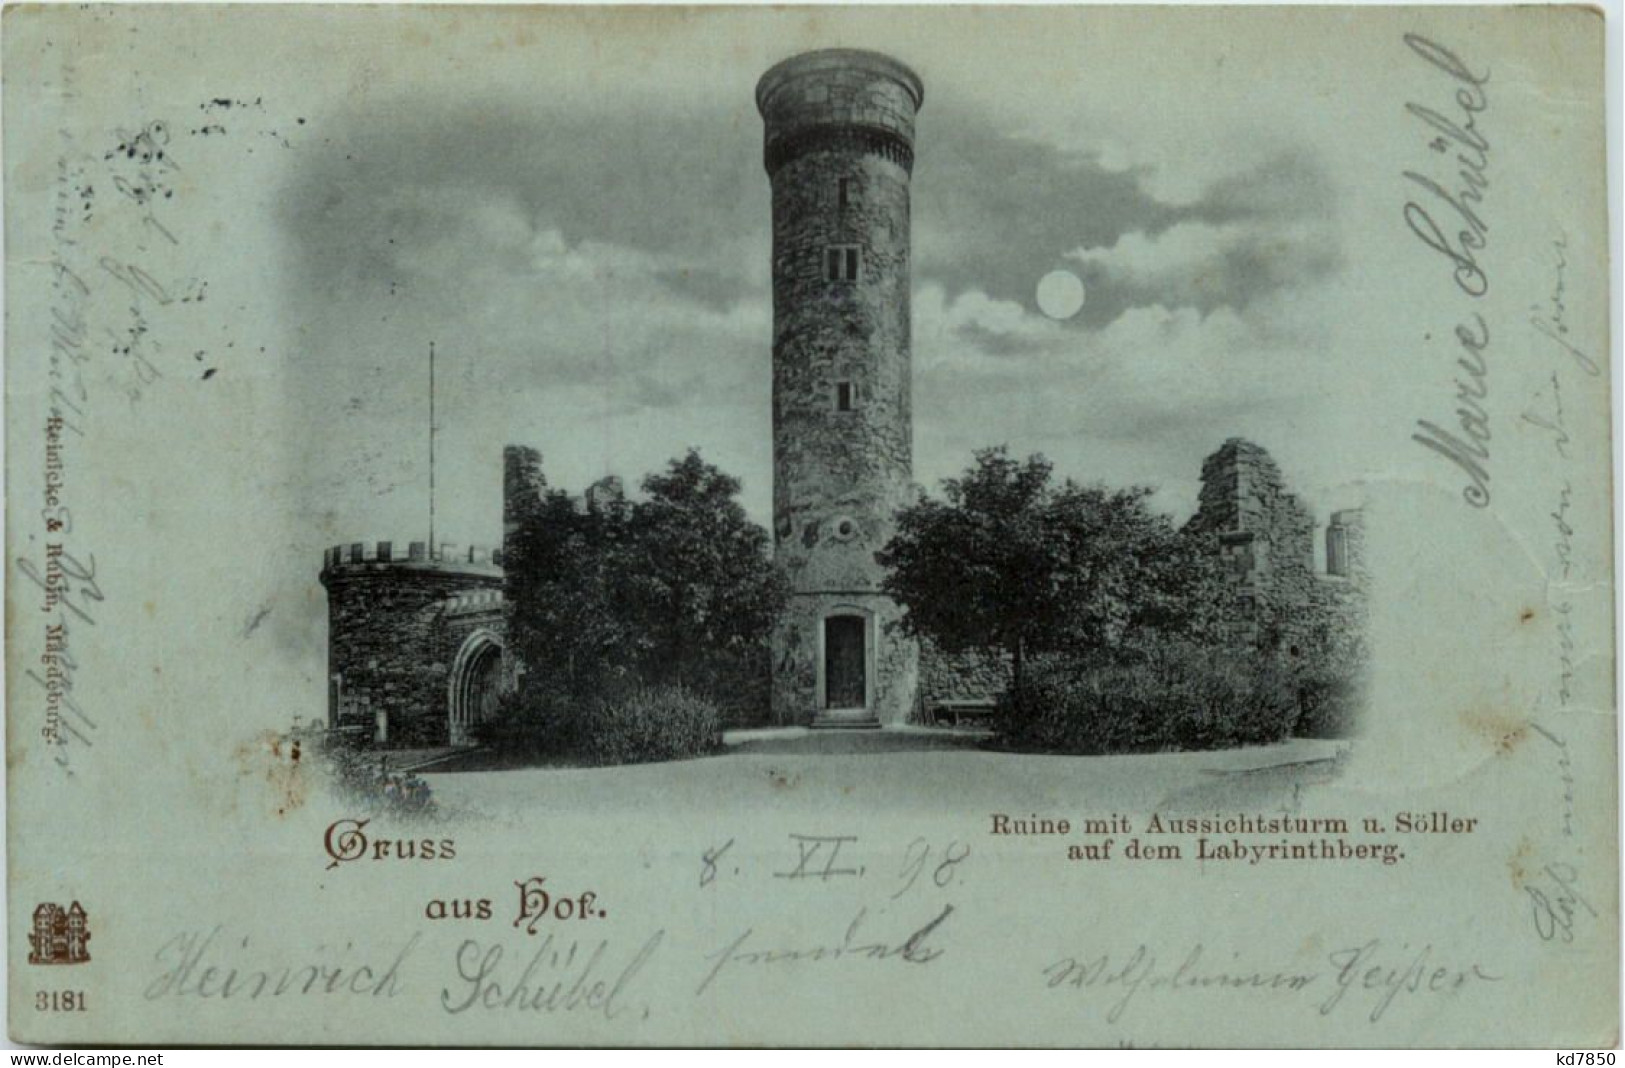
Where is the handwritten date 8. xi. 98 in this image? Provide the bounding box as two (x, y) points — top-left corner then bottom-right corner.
(701, 835), (969, 898)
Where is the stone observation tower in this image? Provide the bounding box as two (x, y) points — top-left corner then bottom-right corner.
(757, 49), (923, 727)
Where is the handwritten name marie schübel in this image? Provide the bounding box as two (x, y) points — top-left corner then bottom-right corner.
(1403, 33), (1494, 510)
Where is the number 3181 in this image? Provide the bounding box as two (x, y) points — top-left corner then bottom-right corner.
(35, 990), (85, 1012)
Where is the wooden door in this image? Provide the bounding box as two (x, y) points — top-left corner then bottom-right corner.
(824, 615), (866, 709)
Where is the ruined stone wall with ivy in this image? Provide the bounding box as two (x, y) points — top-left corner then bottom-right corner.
(1185, 439), (1368, 663)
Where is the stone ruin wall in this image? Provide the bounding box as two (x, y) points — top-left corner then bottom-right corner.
(1185, 438), (1368, 657)
(1187, 438), (1317, 649)
(918, 641), (1012, 707)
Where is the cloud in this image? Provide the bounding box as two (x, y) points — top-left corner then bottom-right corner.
(915, 285), (1071, 363)
(1071, 222), (1236, 280)
(909, 292), (1337, 521)
(912, 114), (1341, 330)
(275, 87), (1347, 541)
(652, 262), (761, 314)
(276, 102), (777, 545)
(1067, 217), (1341, 322)
(912, 115), (1180, 313)
(277, 95), (768, 303)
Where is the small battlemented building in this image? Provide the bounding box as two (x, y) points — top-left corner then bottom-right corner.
(319, 540), (503, 747)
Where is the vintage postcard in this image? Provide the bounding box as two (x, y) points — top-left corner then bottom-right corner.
(2, 4), (1615, 1048)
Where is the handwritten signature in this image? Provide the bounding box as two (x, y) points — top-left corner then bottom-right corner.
(1530, 231), (1599, 377)
(146, 928), (419, 1000)
(699, 904), (952, 996)
(1402, 34), (1491, 298)
(442, 932), (661, 1020)
(1525, 863), (1597, 943)
(1045, 938), (1499, 1024)
(1403, 32), (1495, 511)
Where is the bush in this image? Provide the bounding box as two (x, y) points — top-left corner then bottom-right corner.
(474, 682), (723, 766)
(1292, 662), (1364, 738)
(1163, 652), (1299, 750)
(574, 684), (723, 766)
(471, 688), (582, 761)
(1001, 656), (1164, 754)
(678, 645), (772, 729)
(1000, 642), (1301, 754)
(323, 746), (437, 816)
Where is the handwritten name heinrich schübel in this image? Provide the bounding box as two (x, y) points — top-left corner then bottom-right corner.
(1402, 33), (1494, 510)
(144, 928), (420, 1000)
(441, 931), (662, 1021)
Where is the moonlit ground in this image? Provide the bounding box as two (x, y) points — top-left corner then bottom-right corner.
(420, 732), (1346, 821)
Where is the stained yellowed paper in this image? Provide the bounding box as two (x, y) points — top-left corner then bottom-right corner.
(3, 4), (1615, 1047)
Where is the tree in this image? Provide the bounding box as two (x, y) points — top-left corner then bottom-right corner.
(505, 487), (637, 700)
(505, 449), (786, 720)
(877, 446), (1221, 694)
(618, 450), (787, 693)
(1042, 482), (1229, 656)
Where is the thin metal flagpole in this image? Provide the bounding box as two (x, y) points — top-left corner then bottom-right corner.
(429, 340), (436, 556)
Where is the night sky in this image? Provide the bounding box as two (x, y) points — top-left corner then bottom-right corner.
(273, 8), (1374, 555)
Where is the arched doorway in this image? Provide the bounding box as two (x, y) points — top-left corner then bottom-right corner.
(447, 629), (503, 746)
(815, 605), (875, 722)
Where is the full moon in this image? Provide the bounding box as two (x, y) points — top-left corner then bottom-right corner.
(1036, 269), (1087, 320)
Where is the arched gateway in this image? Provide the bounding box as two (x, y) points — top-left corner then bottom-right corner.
(447, 629), (503, 746)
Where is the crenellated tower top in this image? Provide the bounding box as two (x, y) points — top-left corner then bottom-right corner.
(319, 540), (503, 583)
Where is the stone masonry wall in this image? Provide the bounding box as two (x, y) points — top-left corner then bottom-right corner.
(771, 592), (917, 726)
(1312, 508), (1370, 667)
(918, 640), (1012, 709)
(1325, 508), (1367, 581)
(503, 446), (547, 696)
(767, 115), (916, 593)
(1185, 439), (1369, 666)
(322, 543), (502, 748)
(1186, 438), (1319, 650)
